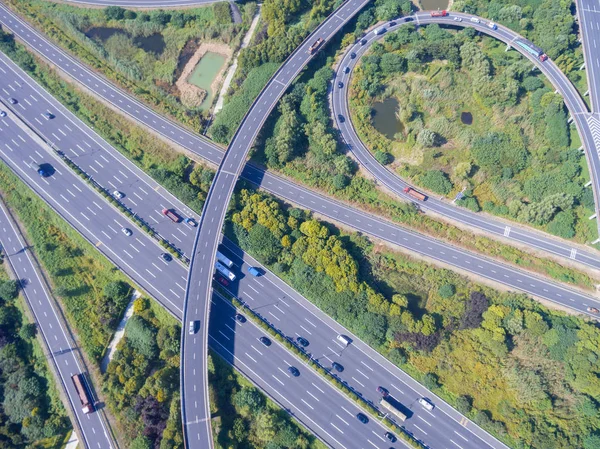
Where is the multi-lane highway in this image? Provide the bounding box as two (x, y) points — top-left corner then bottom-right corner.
(0, 200), (114, 449)
(578, 0), (600, 113)
(1, 2), (598, 274)
(332, 12), (600, 267)
(180, 1), (371, 447)
(0, 91), (509, 449)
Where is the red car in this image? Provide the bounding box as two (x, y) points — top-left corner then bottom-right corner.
(377, 386), (389, 397)
(216, 275), (229, 287)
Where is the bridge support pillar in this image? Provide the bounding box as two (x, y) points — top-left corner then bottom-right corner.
(586, 180), (593, 187)
(568, 116), (573, 124)
(585, 90), (590, 96)
(589, 213), (597, 220)
(580, 63), (586, 70)
(593, 237), (600, 244)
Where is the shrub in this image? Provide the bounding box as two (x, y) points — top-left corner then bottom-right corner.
(438, 283), (456, 298)
(419, 170), (453, 195)
(375, 150), (393, 165)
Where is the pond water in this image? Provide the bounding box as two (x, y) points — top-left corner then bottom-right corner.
(187, 52), (227, 110)
(420, 0), (450, 10)
(85, 27), (165, 54)
(371, 97), (403, 140)
(461, 111), (473, 125)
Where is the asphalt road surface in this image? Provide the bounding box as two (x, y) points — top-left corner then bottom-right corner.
(332, 13), (600, 271)
(0, 104), (511, 449)
(0, 201), (114, 449)
(180, 1), (372, 447)
(0, 3), (597, 273)
(578, 0), (600, 113)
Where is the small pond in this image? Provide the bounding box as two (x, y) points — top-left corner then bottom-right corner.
(372, 97), (403, 140)
(85, 27), (165, 54)
(188, 52), (227, 110)
(461, 111), (473, 125)
(420, 0), (450, 10)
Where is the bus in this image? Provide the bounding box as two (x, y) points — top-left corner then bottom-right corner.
(215, 261), (236, 281)
(515, 39), (548, 61)
(380, 397), (407, 422)
(71, 373), (94, 414)
(216, 251), (234, 268)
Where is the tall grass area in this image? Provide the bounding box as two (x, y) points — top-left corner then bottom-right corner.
(0, 164), (132, 361)
(0, 249), (71, 446)
(4, 0), (248, 129)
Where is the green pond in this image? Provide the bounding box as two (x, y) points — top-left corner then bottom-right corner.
(187, 52), (227, 110)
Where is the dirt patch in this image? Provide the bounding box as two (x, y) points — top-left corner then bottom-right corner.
(175, 42), (232, 109)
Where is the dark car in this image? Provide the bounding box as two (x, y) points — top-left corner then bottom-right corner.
(259, 336), (271, 346)
(405, 16), (414, 22)
(288, 366), (300, 377)
(8, 98), (16, 105)
(389, 21), (397, 26)
(338, 114), (345, 123)
(161, 253), (172, 262)
(350, 52), (357, 59)
(360, 39), (367, 45)
(235, 314), (246, 323)
(296, 336), (309, 347)
(377, 386), (389, 397)
(344, 66), (350, 74)
(356, 413), (369, 424)
(338, 81), (344, 88)
(44, 112), (55, 120)
(385, 432), (397, 443)
(332, 362), (344, 373)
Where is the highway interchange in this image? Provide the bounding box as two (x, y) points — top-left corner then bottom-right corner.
(0, 1), (599, 449)
(332, 13), (600, 269)
(180, 0), (372, 447)
(0, 64), (507, 449)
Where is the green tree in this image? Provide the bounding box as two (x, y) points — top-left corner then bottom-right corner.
(0, 279), (18, 301)
(104, 6), (125, 20)
(248, 224), (281, 264)
(233, 387), (265, 412)
(547, 211), (575, 238)
(455, 395), (472, 415)
(130, 436), (152, 449)
(417, 129), (438, 147)
(374, 150), (393, 165)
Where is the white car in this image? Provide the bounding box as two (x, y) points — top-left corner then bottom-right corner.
(453, 17), (463, 22)
(122, 228), (132, 237)
(188, 320), (197, 334)
(113, 190), (124, 199)
(418, 398), (434, 411)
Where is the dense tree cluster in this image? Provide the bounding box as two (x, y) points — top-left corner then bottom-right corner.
(104, 299), (182, 449)
(0, 279), (69, 445)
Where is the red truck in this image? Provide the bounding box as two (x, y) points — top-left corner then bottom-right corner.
(430, 10), (448, 17)
(308, 38), (324, 54)
(71, 374), (94, 414)
(404, 187), (427, 201)
(162, 208), (181, 223)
